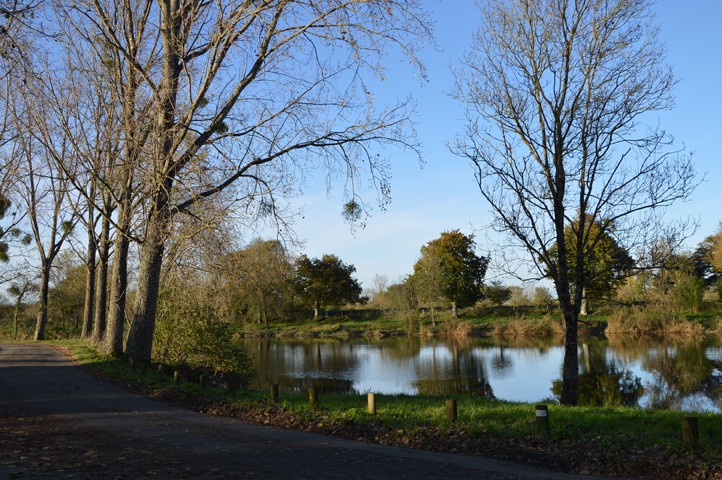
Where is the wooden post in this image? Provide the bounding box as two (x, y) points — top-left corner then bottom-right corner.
(271, 383), (279, 403)
(682, 416), (699, 447)
(446, 399), (457, 421)
(173, 370), (180, 385)
(309, 386), (318, 406)
(535, 404), (549, 434)
(199, 374), (206, 388)
(367, 393), (376, 415)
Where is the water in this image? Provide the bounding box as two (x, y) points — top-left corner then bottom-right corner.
(241, 335), (722, 412)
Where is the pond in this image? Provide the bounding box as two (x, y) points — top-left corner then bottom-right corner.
(240, 335), (722, 412)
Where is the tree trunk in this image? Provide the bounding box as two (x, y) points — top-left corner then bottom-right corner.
(103, 231), (128, 356)
(81, 220), (96, 339)
(104, 86), (136, 356)
(123, 0), (182, 366)
(125, 241), (164, 365)
(580, 287), (588, 316)
(451, 301), (458, 319)
(125, 197), (169, 365)
(34, 262), (50, 340)
(91, 215), (110, 345)
(12, 287), (27, 340)
(559, 297), (579, 406)
(314, 301), (319, 320)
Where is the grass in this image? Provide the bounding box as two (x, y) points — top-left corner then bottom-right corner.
(240, 305), (719, 342)
(52, 339), (722, 479)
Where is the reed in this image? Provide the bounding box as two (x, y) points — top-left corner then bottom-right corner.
(606, 309), (705, 337)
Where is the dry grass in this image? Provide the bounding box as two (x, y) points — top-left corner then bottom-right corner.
(491, 315), (564, 338)
(442, 319), (472, 337)
(605, 309), (705, 337)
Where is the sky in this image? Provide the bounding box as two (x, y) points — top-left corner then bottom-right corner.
(266, 0), (722, 291)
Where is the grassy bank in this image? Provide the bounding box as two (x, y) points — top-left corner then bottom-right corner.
(236, 305), (722, 341)
(239, 307), (572, 339)
(60, 340), (722, 479)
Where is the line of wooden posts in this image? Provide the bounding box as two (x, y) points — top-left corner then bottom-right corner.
(168, 369), (702, 447)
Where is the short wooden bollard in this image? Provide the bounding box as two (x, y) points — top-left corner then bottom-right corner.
(368, 393), (377, 415)
(682, 416), (699, 446)
(446, 399), (457, 421)
(173, 370), (180, 385)
(535, 404), (550, 434)
(309, 386), (318, 406)
(199, 374), (206, 388)
(271, 383), (279, 403)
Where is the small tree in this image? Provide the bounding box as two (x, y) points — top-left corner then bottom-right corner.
(8, 278), (36, 339)
(224, 239), (293, 327)
(384, 280), (418, 312)
(408, 252), (444, 325)
(294, 254), (363, 320)
(532, 286), (556, 308)
(652, 252), (705, 313)
(483, 281), (512, 307)
(411, 230), (489, 318)
(49, 252), (87, 332)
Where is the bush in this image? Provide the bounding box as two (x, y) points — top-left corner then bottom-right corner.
(153, 303), (255, 388)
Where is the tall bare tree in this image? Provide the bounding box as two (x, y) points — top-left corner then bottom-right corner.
(10, 104), (76, 340)
(453, 0), (696, 404)
(51, 1), (152, 354)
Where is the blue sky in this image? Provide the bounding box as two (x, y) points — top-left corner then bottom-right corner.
(277, 0), (722, 290)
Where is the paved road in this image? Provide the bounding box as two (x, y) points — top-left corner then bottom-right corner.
(0, 343), (614, 479)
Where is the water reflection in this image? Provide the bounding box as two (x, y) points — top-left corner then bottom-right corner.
(411, 340), (494, 398)
(241, 335), (722, 412)
(552, 341), (643, 407)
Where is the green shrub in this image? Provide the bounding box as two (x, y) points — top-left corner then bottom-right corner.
(153, 303), (254, 388)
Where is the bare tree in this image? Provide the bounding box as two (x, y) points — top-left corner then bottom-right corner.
(453, 0), (696, 405)
(10, 115), (76, 340)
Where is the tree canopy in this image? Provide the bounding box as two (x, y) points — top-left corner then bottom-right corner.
(411, 230), (489, 317)
(223, 239), (293, 327)
(42, 0), (432, 364)
(294, 254), (363, 320)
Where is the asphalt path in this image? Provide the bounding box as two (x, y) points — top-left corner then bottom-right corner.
(0, 343), (618, 479)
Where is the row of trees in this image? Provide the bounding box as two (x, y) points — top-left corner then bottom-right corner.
(7, 229), (487, 331)
(0, 1), (432, 368)
(10, 218), (722, 338)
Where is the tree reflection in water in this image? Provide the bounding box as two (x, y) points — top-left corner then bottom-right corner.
(552, 341), (643, 407)
(641, 339), (722, 410)
(412, 340), (494, 398)
(242, 335), (722, 411)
